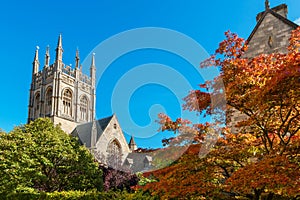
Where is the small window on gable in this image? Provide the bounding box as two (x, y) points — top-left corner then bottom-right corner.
(268, 36), (273, 48)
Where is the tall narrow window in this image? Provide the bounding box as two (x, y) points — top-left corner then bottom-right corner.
(80, 96), (88, 121)
(45, 87), (52, 116)
(62, 89), (72, 117)
(34, 93), (40, 119)
(107, 139), (122, 168)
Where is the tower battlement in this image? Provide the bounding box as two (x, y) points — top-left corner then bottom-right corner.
(28, 35), (96, 133)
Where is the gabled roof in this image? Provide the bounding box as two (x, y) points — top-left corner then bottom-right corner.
(125, 153), (153, 172)
(71, 115), (113, 148)
(247, 5), (298, 44)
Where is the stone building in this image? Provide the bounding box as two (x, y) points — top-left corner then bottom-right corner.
(71, 115), (132, 166)
(228, 0), (298, 133)
(28, 34), (96, 133)
(28, 35), (152, 170)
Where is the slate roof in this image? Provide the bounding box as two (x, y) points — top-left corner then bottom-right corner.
(71, 115), (113, 148)
(247, 4), (298, 44)
(124, 152), (153, 172)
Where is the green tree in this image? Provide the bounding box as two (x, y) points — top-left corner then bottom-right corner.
(0, 118), (103, 196)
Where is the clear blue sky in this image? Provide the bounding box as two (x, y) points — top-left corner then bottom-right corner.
(0, 0), (299, 148)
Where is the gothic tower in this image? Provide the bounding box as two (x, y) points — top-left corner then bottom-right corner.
(28, 35), (96, 133)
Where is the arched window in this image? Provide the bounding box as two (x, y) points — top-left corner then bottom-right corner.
(107, 139), (122, 168)
(80, 95), (88, 121)
(34, 93), (40, 119)
(45, 87), (52, 116)
(62, 89), (72, 117)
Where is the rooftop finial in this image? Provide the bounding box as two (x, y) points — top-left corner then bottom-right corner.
(265, 0), (270, 10)
(46, 45), (49, 55)
(75, 48), (80, 69)
(45, 45), (50, 67)
(76, 47), (79, 58)
(91, 53), (96, 68)
(57, 33), (62, 48)
(55, 34), (63, 63)
(34, 46), (39, 63)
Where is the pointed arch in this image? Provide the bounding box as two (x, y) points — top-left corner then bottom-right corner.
(107, 139), (122, 168)
(45, 87), (52, 116)
(34, 92), (40, 119)
(79, 95), (89, 121)
(62, 88), (73, 117)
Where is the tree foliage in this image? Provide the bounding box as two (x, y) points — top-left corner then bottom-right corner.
(101, 166), (139, 191)
(0, 118), (103, 196)
(150, 27), (300, 199)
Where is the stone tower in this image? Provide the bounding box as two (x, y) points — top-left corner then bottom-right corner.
(28, 35), (96, 133)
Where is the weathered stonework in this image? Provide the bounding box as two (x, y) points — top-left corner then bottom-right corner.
(245, 5), (296, 57)
(227, 3), (298, 133)
(95, 115), (131, 163)
(28, 35), (96, 133)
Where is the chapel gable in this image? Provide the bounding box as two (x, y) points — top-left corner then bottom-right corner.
(244, 1), (298, 58)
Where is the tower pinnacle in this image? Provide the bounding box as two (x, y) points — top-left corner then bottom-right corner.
(75, 48), (80, 69)
(90, 53), (96, 87)
(45, 45), (50, 67)
(32, 46), (40, 74)
(55, 34), (63, 63)
(91, 53), (95, 67)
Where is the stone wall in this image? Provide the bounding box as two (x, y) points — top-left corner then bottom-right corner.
(245, 12), (294, 58)
(95, 115), (131, 165)
(52, 116), (77, 134)
(227, 4), (297, 133)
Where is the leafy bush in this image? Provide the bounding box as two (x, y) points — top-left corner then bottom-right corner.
(5, 190), (158, 200)
(101, 166), (139, 191)
(0, 118), (103, 196)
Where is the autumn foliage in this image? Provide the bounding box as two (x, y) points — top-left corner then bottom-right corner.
(141, 27), (300, 199)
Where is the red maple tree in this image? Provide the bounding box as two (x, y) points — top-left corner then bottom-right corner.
(142, 27), (300, 199)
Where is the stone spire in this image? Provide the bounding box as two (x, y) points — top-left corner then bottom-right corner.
(44, 45), (50, 67)
(265, 0), (270, 10)
(75, 48), (80, 69)
(128, 135), (137, 151)
(90, 53), (96, 87)
(32, 46), (40, 74)
(55, 34), (63, 63)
